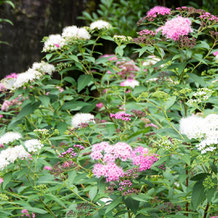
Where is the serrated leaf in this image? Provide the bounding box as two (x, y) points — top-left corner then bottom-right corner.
(123, 197), (140, 214)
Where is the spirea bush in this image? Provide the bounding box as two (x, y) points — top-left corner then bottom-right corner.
(0, 5), (217, 218)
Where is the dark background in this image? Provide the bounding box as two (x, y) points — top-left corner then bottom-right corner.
(0, 0), (217, 79)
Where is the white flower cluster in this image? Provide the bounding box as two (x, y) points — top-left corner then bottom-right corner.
(11, 62), (55, 89)
(43, 34), (66, 52)
(24, 139), (44, 152)
(187, 88), (213, 106)
(90, 20), (111, 30)
(143, 55), (161, 67)
(72, 113), (95, 128)
(0, 145), (30, 171)
(62, 26), (91, 41)
(180, 114), (218, 154)
(0, 132), (22, 145)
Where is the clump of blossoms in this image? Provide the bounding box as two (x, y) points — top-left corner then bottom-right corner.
(110, 111), (132, 121)
(187, 88), (213, 106)
(71, 113), (95, 128)
(59, 145), (85, 159)
(180, 114), (218, 154)
(99, 54), (117, 61)
(43, 34), (66, 52)
(11, 62), (55, 89)
(138, 6), (171, 24)
(90, 20), (111, 30)
(157, 16), (192, 41)
(1, 95), (25, 111)
(213, 51), (218, 60)
(120, 79), (139, 88)
(143, 55), (161, 67)
(199, 12), (218, 23)
(0, 132), (22, 145)
(113, 35), (132, 44)
(116, 59), (139, 79)
(91, 142), (158, 182)
(24, 139), (44, 153)
(0, 145), (30, 171)
(62, 25), (91, 41)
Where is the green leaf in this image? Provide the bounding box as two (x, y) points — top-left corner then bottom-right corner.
(178, 62), (187, 74)
(56, 122), (68, 134)
(45, 53), (53, 61)
(17, 102), (40, 120)
(39, 96), (50, 108)
(62, 101), (91, 111)
(206, 187), (216, 202)
(77, 75), (93, 92)
(163, 96), (176, 110)
(89, 186), (98, 201)
(115, 45), (126, 56)
(123, 197), (140, 214)
(2, 173), (12, 189)
(188, 73), (206, 86)
(24, 206), (47, 214)
(105, 197), (122, 214)
(191, 181), (205, 209)
(63, 77), (76, 85)
(190, 173), (209, 181)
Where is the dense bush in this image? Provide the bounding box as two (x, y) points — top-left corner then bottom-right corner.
(0, 5), (217, 218)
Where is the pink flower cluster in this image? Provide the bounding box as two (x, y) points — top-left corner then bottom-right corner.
(96, 102), (104, 109)
(157, 16), (192, 41)
(146, 6), (171, 18)
(0, 177), (3, 184)
(110, 111), (132, 121)
(59, 147), (77, 158)
(199, 12), (218, 22)
(93, 163), (124, 182)
(73, 144), (85, 150)
(213, 51), (218, 56)
(0, 83), (7, 92)
(91, 142), (158, 182)
(138, 29), (155, 36)
(116, 60), (139, 79)
(100, 54), (117, 61)
(1, 95), (24, 111)
(132, 146), (158, 171)
(21, 209), (35, 218)
(5, 73), (18, 79)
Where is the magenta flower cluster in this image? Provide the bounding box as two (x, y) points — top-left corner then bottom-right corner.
(110, 111), (132, 121)
(157, 16), (192, 41)
(59, 148), (77, 158)
(5, 73), (18, 79)
(116, 60), (139, 79)
(91, 142), (158, 182)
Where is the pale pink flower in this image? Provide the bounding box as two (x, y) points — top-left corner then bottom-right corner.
(0, 115), (3, 119)
(110, 111), (132, 121)
(0, 83), (7, 92)
(44, 166), (52, 170)
(0, 177), (3, 184)
(5, 73), (18, 79)
(213, 51), (218, 56)
(120, 79), (139, 88)
(157, 16), (192, 41)
(96, 102), (104, 109)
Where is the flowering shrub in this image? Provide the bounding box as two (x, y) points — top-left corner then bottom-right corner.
(0, 5), (217, 218)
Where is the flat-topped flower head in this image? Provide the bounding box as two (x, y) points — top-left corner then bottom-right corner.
(157, 16), (192, 41)
(43, 34), (65, 52)
(90, 20), (111, 30)
(62, 26), (90, 40)
(24, 139), (44, 152)
(147, 6), (171, 18)
(32, 62), (55, 75)
(0, 132), (22, 145)
(71, 113), (95, 128)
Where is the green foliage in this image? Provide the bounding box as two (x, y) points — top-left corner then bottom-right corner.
(0, 4), (217, 218)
